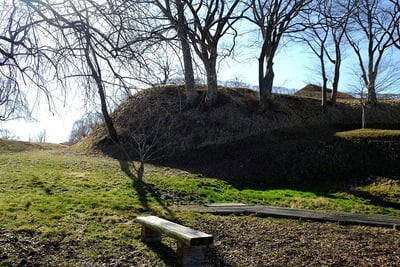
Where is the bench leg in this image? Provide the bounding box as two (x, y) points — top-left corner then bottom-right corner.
(141, 226), (161, 243)
(176, 242), (204, 267)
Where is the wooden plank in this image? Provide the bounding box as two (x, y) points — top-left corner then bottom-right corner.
(205, 205), (400, 229)
(136, 216), (213, 246)
(206, 203), (247, 207)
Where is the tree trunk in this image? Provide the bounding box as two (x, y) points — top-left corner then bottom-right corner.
(137, 161), (144, 182)
(361, 105), (366, 129)
(367, 80), (378, 107)
(321, 78), (327, 113)
(98, 83), (119, 142)
(330, 60), (340, 106)
(84, 36), (119, 143)
(330, 45), (341, 106)
(204, 57), (218, 106)
(320, 53), (327, 113)
(180, 39), (196, 106)
(259, 52), (274, 110)
(176, 0), (196, 106)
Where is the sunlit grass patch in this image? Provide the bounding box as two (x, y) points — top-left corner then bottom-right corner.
(335, 128), (400, 139)
(0, 151), (140, 232)
(0, 139), (65, 153)
(140, 170), (400, 217)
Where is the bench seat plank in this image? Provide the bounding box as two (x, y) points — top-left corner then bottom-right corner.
(136, 216), (213, 246)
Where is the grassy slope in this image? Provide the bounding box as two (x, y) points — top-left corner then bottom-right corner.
(1, 137), (400, 265)
(86, 86), (400, 191)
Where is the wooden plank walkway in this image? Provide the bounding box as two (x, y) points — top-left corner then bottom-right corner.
(199, 204), (400, 229)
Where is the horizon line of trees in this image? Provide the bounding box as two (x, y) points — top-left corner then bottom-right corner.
(1, 0), (399, 141)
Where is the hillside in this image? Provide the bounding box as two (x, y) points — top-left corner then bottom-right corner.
(0, 139), (66, 153)
(81, 85), (400, 189)
(294, 84), (355, 100)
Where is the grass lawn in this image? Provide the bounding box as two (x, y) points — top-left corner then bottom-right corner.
(1, 137), (399, 266)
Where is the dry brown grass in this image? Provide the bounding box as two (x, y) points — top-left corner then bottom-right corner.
(80, 84), (400, 162)
(294, 84), (355, 100)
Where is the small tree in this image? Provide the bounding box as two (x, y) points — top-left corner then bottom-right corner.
(352, 76), (369, 129)
(119, 93), (174, 182)
(0, 128), (18, 140)
(69, 112), (102, 144)
(35, 129), (47, 143)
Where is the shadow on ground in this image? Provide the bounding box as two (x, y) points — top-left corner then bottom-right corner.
(350, 190), (400, 210)
(119, 160), (175, 217)
(160, 128), (400, 191)
(111, 128), (400, 213)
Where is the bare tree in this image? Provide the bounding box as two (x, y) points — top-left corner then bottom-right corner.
(246, 0), (312, 110)
(182, 0), (245, 106)
(118, 92), (174, 181)
(351, 75), (369, 129)
(391, 0), (400, 49)
(133, 41), (182, 87)
(345, 0), (400, 106)
(68, 112), (102, 144)
(299, 0), (354, 110)
(153, 0), (197, 106)
(22, 0), (153, 142)
(0, 0), (50, 121)
(0, 77), (28, 121)
(35, 129), (47, 142)
(0, 128), (19, 139)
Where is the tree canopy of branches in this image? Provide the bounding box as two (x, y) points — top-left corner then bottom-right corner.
(68, 112), (102, 144)
(174, 0), (246, 106)
(345, 0), (400, 106)
(153, 0), (197, 106)
(392, 0), (400, 49)
(2, 0), (399, 141)
(22, 0), (154, 142)
(299, 0), (354, 110)
(246, 0), (312, 110)
(0, 0), (48, 121)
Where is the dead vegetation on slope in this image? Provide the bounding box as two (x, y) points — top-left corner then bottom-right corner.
(82, 84), (400, 159)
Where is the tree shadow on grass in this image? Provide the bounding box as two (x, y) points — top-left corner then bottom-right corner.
(350, 190), (400, 210)
(119, 160), (174, 218)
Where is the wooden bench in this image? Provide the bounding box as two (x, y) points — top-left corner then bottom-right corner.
(136, 216), (213, 267)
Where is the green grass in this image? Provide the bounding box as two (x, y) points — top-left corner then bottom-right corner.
(335, 128), (400, 138)
(0, 151), (140, 231)
(1, 138), (399, 264)
(1, 140), (399, 230)
(143, 172), (400, 216)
